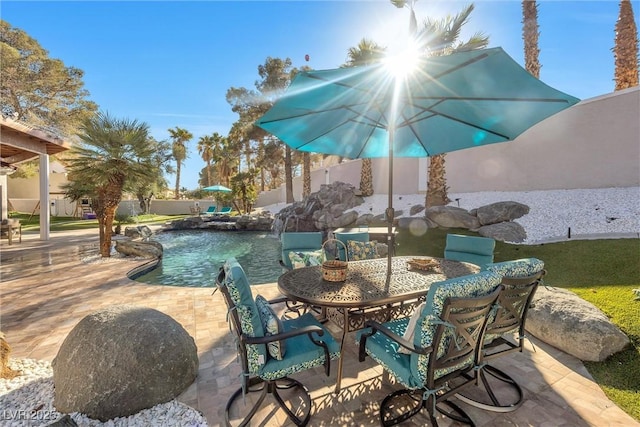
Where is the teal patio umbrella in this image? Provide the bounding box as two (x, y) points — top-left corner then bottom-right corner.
(256, 47), (580, 279)
(203, 184), (232, 193)
(203, 184), (232, 210)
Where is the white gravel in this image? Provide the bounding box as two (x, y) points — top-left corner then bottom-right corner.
(0, 359), (207, 427)
(263, 187), (640, 244)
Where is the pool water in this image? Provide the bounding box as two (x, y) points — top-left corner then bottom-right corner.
(133, 230), (283, 287)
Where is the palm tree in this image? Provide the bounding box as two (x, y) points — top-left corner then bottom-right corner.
(394, 2), (489, 207)
(168, 127), (193, 199)
(614, 0), (639, 90)
(343, 38), (387, 197)
(197, 133), (218, 187)
(302, 153), (311, 197)
(63, 112), (157, 257)
(522, 1), (541, 78)
(391, 0), (418, 35)
(211, 134), (237, 187)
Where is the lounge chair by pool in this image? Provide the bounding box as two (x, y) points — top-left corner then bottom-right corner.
(213, 206), (232, 215)
(203, 206), (217, 215)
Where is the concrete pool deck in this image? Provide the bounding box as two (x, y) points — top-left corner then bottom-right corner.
(1, 228), (638, 426)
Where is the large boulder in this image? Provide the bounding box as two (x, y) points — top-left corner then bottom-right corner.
(235, 212), (274, 231)
(114, 240), (163, 258)
(1, 331), (19, 379)
(274, 182), (364, 233)
(477, 221), (527, 243)
(425, 206), (481, 229)
(52, 305), (198, 421)
(473, 201), (529, 225)
(124, 225), (153, 239)
(526, 287), (630, 362)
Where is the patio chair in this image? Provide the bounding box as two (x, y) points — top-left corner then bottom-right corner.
(216, 257), (340, 427)
(0, 219), (21, 245)
(334, 231), (369, 261)
(213, 206), (233, 215)
(456, 258), (546, 412)
(357, 271), (503, 426)
(202, 206), (216, 215)
(279, 231), (324, 318)
(280, 231), (324, 270)
(444, 234), (495, 268)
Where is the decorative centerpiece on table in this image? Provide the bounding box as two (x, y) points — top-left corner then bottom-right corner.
(406, 258), (441, 273)
(321, 239), (348, 282)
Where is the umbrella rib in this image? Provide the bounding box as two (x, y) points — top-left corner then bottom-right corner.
(398, 109), (434, 157)
(395, 98), (512, 140)
(258, 103), (358, 125)
(406, 107), (513, 140)
(296, 112), (384, 152)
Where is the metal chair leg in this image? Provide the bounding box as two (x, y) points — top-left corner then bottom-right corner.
(455, 364), (524, 412)
(225, 377), (312, 427)
(379, 389), (475, 426)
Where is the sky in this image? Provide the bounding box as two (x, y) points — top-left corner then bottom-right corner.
(3, 0), (638, 190)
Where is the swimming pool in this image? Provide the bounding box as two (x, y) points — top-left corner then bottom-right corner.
(132, 230), (283, 287)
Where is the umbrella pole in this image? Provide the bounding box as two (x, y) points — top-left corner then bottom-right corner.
(385, 128), (395, 282)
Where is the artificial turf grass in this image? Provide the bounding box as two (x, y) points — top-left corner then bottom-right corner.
(570, 285), (640, 421)
(395, 227), (640, 286)
(11, 213), (189, 232)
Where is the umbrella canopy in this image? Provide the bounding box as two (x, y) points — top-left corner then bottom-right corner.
(257, 47), (580, 278)
(203, 184), (232, 193)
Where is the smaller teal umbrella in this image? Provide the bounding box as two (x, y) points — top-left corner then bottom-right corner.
(203, 185), (232, 193)
(204, 185), (232, 210)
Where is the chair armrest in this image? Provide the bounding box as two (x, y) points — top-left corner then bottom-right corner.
(266, 296), (290, 305)
(243, 324), (332, 375)
(359, 320), (432, 362)
(242, 324), (325, 345)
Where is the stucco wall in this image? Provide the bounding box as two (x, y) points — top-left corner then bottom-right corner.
(444, 87), (640, 192)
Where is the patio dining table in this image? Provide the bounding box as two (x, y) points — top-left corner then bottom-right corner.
(277, 255), (479, 393)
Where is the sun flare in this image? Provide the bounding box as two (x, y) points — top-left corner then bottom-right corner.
(383, 42), (421, 79)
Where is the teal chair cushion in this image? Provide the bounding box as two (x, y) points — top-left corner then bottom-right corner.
(444, 234), (496, 267)
(355, 318), (413, 384)
(335, 231), (369, 261)
(223, 258), (267, 374)
(259, 313), (341, 381)
(483, 258), (545, 277)
(280, 232), (323, 269)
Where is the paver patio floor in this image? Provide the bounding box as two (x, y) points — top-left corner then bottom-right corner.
(1, 229), (637, 426)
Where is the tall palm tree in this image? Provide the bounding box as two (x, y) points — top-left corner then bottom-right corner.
(168, 127), (192, 199)
(211, 134), (237, 187)
(197, 133), (218, 187)
(63, 112), (157, 257)
(343, 38), (387, 197)
(303, 153), (311, 197)
(522, 0), (541, 78)
(614, 0), (639, 90)
(394, 2), (489, 207)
